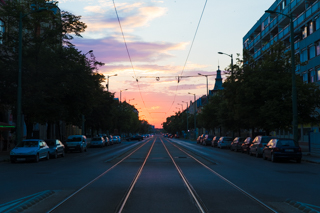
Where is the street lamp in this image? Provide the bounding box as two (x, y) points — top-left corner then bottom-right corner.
(188, 92), (197, 140)
(265, 10), (298, 142)
(182, 101), (189, 139)
(120, 89), (128, 103)
(17, 8), (48, 145)
(198, 73), (209, 102)
(106, 74), (118, 92)
(218, 52), (233, 80)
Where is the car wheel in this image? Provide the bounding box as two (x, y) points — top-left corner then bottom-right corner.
(46, 152), (50, 160)
(80, 147), (83, 153)
(35, 154), (39, 163)
(54, 151), (58, 159)
(271, 153), (277, 162)
(249, 150), (253, 156)
(255, 151), (259, 158)
(296, 158), (301, 163)
(62, 150), (65, 157)
(263, 152), (267, 160)
(85, 147), (87, 152)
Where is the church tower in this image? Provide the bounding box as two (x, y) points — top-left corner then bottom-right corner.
(212, 66), (223, 92)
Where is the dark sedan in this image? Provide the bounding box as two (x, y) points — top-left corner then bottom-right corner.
(44, 139), (65, 158)
(211, 136), (220, 147)
(230, 137), (245, 152)
(262, 138), (302, 163)
(202, 135), (214, 146)
(241, 137), (252, 154)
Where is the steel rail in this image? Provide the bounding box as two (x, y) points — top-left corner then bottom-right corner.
(47, 139), (152, 213)
(166, 138), (278, 213)
(160, 138), (207, 213)
(116, 139), (156, 213)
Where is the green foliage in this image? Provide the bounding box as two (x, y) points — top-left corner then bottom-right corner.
(168, 41), (320, 135)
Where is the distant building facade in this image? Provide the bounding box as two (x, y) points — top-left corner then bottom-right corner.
(243, 0), (320, 141)
(243, 0), (320, 84)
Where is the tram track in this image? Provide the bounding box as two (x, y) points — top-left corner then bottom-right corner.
(164, 137), (278, 213)
(47, 137), (154, 213)
(37, 135), (283, 213)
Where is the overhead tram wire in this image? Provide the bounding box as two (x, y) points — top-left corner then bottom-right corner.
(112, 0), (154, 124)
(165, 0), (208, 114)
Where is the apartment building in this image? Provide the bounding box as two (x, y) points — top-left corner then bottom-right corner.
(243, 0), (320, 84)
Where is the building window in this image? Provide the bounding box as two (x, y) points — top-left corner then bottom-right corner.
(302, 26), (307, 39)
(309, 45), (315, 59)
(316, 41), (320, 56)
(316, 16), (320, 31)
(309, 21), (314, 35)
(303, 73), (308, 82)
(309, 70), (315, 83)
(0, 19), (5, 44)
(300, 49), (308, 62)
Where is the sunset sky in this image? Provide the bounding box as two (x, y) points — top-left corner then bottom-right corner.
(58, 0), (274, 128)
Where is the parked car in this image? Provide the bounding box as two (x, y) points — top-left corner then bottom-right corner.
(217, 137), (233, 149)
(241, 137), (253, 154)
(230, 137), (245, 152)
(202, 135), (214, 146)
(197, 134), (205, 144)
(65, 135), (87, 153)
(111, 135), (121, 144)
(103, 136), (110, 146)
(211, 136), (220, 147)
(249, 136), (276, 157)
(262, 138), (302, 163)
(90, 137), (105, 147)
(126, 135), (143, 141)
(10, 139), (50, 163)
(44, 139), (65, 158)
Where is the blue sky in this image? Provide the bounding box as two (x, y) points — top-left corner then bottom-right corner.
(57, 0), (275, 127)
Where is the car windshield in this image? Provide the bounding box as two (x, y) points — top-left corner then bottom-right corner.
(17, 140), (38, 147)
(67, 137), (82, 142)
(277, 139), (298, 147)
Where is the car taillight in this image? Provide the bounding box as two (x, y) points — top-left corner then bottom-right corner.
(274, 147), (280, 152)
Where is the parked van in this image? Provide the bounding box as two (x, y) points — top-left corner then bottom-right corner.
(65, 135), (87, 153)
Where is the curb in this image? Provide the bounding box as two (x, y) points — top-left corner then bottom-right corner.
(4, 190), (55, 213)
(286, 199), (320, 213)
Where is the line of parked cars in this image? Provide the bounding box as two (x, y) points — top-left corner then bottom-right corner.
(197, 134), (302, 163)
(10, 134), (122, 163)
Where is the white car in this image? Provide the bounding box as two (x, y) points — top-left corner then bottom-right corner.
(10, 139), (50, 163)
(65, 135), (87, 152)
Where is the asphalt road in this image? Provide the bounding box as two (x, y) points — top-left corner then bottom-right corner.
(0, 136), (319, 213)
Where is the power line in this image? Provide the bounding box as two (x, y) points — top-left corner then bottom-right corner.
(112, 0), (155, 124)
(166, 0), (208, 114)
